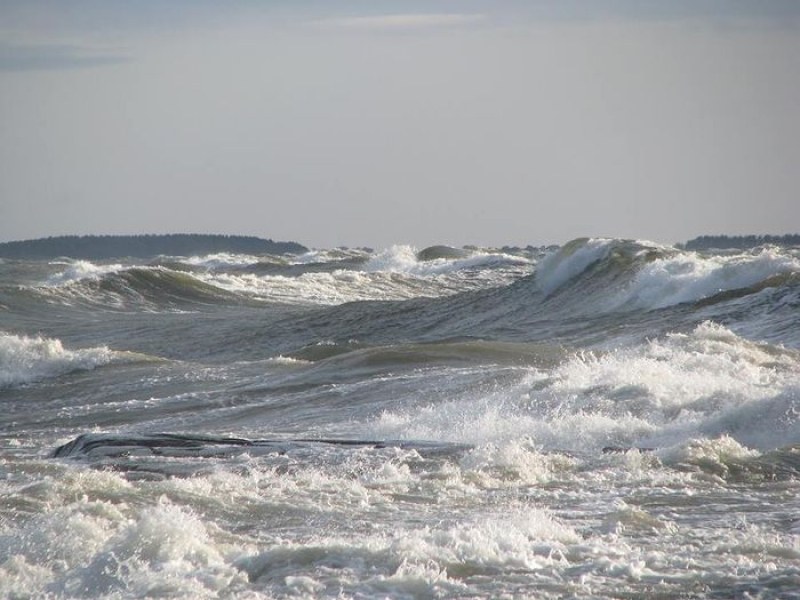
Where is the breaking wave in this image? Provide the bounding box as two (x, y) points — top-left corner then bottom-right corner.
(367, 322), (800, 455)
(365, 245), (532, 276)
(31, 265), (249, 310)
(532, 238), (800, 312)
(0, 332), (119, 388)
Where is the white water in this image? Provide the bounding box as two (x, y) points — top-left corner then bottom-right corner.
(200, 246), (533, 305)
(370, 322), (800, 453)
(533, 239), (800, 316)
(365, 245), (531, 276)
(0, 332), (117, 389)
(45, 260), (126, 286)
(183, 252), (266, 269)
(4, 422), (799, 598)
(615, 245), (800, 310)
(3, 241), (800, 598)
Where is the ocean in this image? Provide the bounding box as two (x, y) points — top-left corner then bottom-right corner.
(1, 237), (799, 599)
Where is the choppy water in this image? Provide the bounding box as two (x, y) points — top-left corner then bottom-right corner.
(1, 239), (799, 599)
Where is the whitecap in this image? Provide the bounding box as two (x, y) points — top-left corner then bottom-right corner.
(0, 332), (117, 388)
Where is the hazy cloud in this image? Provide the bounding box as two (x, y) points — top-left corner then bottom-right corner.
(1, 1), (798, 247)
(312, 13), (486, 31)
(0, 43), (129, 71)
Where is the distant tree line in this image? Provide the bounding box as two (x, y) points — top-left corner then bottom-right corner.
(680, 234), (800, 251)
(0, 234), (308, 259)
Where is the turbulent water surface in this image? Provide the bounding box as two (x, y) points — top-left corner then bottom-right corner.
(1, 239), (800, 599)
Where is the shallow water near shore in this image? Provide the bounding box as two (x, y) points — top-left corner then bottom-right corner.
(2, 239), (800, 598)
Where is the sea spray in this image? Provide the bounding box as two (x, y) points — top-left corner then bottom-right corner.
(3, 238), (800, 598)
(0, 332), (116, 388)
(45, 260), (125, 286)
(612, 245), (800, 310)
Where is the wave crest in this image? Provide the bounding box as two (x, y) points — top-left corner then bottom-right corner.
(35, 265), (245, 310)
(0, 332), (117, 388)
(529, 238), (800, 313)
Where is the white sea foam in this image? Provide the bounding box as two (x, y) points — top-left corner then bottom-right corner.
(45, 260), (125, 286)
(541, 322), (800, 450)
(0, 332), (117, 388)
(33, 246), (530, 307)
(232, 495), (578, 594)
(384, 509), (580, 573)
(0, 486), (244, 598)
(531, 241), (800, 314)
(199, 270), (426, 305)
(265, 355), (311, 366)
(365, 244), (531, 277)
(199, 250), (529, 306)
(5, 240), (800, 599)
(4, 419), (798, 598)
(365, 245), (429, 273)
(183, 252), (263, 269)
(614, 245), (800, 310)
(658, 435), (761, 468)
(291, 247), (371, 264)
(369, 322), (800, 453)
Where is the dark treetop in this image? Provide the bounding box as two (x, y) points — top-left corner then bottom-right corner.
(0, 234), (308, 259)
(680, 234), (800, 251)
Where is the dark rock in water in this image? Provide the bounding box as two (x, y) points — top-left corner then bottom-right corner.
(416, 245), (471, 261)
(53, 432), (470, 460)
(52, 433), (473, 480)
(602, 446), (655, 454)
(54, 432), (253, 459)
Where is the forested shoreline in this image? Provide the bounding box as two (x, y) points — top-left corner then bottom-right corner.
(0, 234), (308, 259)
(681, 235), (800, 250)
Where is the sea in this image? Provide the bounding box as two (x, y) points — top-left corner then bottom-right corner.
(1, 237), (799, 599)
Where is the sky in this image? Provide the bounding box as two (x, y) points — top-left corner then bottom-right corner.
(1, 1), (798, 249)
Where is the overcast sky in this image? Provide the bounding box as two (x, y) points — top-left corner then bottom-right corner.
(1, 1), (798, 248)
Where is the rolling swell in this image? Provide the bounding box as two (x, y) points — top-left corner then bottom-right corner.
(34, 266), (258, 310)
(285, 339), (568, 369)
(103, 268), (245, 305)
(4, 239), (799, 366)
(269, 239), (800, 352)
(523, 238), (800, 313)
